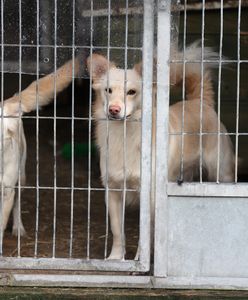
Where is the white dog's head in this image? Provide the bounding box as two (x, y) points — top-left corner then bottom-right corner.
(87, 54), (142, 120)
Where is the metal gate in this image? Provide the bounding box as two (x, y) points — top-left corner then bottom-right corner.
(154, 0), (248, 290)
(0, 0), (247, 289)
(0, 0), (153, 286)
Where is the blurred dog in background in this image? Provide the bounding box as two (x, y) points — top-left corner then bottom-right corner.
(0, 59), (79, 238)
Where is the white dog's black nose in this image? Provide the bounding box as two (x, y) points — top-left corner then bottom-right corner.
(109, 105), (121, 116)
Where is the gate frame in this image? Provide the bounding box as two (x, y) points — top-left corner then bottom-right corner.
(153, 0), (248, 291)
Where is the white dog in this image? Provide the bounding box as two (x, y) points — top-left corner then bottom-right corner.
(87, 43), (235, 260)
(0, 59), (78, 238)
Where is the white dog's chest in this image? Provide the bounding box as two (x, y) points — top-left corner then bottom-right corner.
(97, 121), (141, 188)
(0, 122), (26, 189)
(0, 138), (21, 187)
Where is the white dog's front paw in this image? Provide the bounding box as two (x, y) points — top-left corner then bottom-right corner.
(107, 247), (125, 260)
(12, 224), (27, 237)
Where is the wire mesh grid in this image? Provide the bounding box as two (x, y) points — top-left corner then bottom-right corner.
(0, 0), (153, 273)
(0, 0), (246, 283)
(168, 0), (247, 187)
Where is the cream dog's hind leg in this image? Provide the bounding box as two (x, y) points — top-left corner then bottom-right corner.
(1, 188), (15, 234)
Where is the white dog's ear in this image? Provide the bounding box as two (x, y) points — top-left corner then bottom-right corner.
(134, 62), (142, 76)
(134, 59), (157, 83)
(86, 54), (115, 82)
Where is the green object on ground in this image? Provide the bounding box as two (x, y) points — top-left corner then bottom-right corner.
(62, 142), (97, 159)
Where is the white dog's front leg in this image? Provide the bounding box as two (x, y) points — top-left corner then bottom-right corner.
(107, 191), (125, 260)
(12, 196), (26, 236)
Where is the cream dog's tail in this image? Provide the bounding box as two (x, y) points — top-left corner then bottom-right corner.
(171, 42), (218, 107)
(4, 58), (79, 115)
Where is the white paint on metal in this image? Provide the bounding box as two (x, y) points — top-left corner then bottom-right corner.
(154, 0), (171, 278)
(167, 196), (248, 278)
(138, 0), (154, 271)
(5, 274), (152, 288)
(167, 183), (248, 197)
(0, 257), (146, 272)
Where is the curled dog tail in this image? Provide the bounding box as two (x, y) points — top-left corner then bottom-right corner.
(170, 42), (218, 107)
(4, 58), (79, 115)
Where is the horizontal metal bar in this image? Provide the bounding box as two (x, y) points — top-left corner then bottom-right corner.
(5, 183), (248, 198)
(171, 59), (248, 63)
(82, 7), (143, 18)
(168, 132), (248, 136)
(2, 56), (248, 67)
(1, 273), (152, 288)
(80, 1), (248, 17)
(5, 115), (142, 123)
(176, 1), (248, 11)
(0, 44), (142, 51)
(0, 257), (147, 272)
(167, 183), (248, 198)
(2, 185), (139, 193)
(153, 276), (248, 290)
(22, 116), (141, 123)
(4, 273), (248, 290)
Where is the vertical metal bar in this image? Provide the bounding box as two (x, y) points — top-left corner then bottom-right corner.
(154, 0), (170, 277)
(199, 0), (206, 183)
(40, 1), (52, 68)
(34, 0), (40, 258)
(104, 0), (111, 260)
(217, 0), (224, 183)
(0, 0), (4, 256)
(121, 0), (129, 260)
(235, 0), (241, 183)
(87, 0), (94, 260)
(179, 0), (187, 182)
(139, 0), (154, 269)
(52, 0), (57, 258)
(69, 0), (76, 258)
(17, 0), (22, 258)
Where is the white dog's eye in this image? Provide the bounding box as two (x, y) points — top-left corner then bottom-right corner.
(105, 88), (112, 94)
(127, 89), (136, 96)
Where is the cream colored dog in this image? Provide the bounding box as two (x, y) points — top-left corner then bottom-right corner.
(0, 59), (78, 238)
(87, 43), (234, 260)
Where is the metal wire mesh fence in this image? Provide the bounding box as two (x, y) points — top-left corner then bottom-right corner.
(0, 0), (247, 289)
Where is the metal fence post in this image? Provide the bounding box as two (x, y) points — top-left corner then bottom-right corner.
(154, 0), (171, 277)
(139, 0), (155, 271)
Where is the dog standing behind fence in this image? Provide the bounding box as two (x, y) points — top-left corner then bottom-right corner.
(0, 59), (79, 238)
(87, 42), (235, 260)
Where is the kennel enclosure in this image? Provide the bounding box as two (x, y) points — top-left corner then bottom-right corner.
(0, 0), (248, 289)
